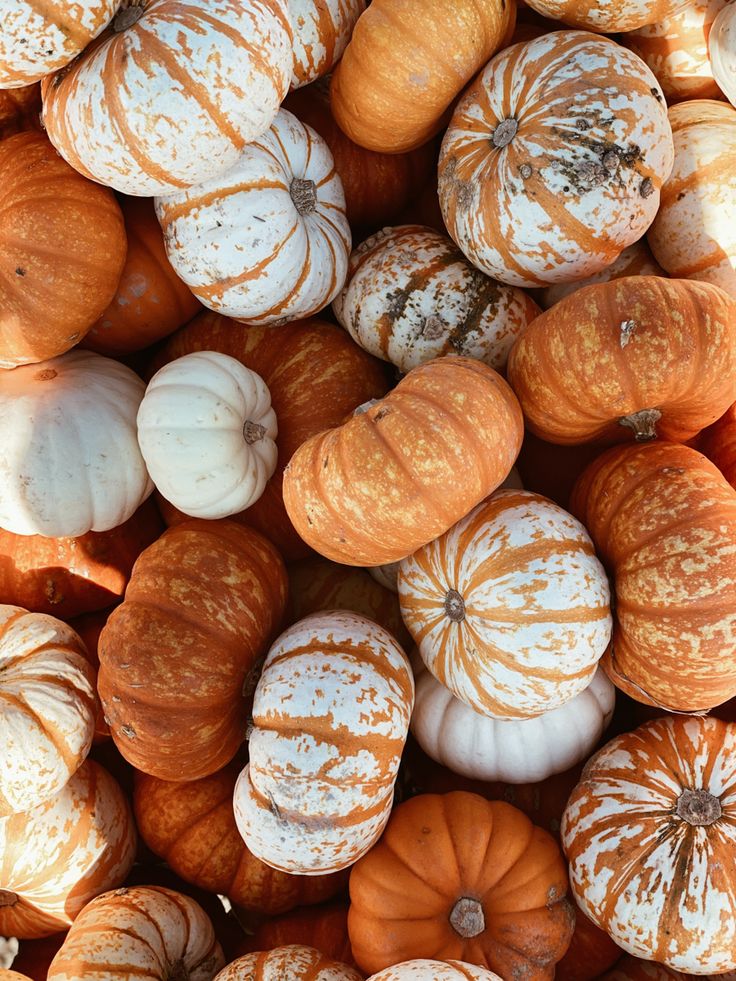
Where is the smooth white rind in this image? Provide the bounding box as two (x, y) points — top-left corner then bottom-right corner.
(710, 3), (736, 107)
(366, 962), (504, 981)
(216, 946), (361, 980)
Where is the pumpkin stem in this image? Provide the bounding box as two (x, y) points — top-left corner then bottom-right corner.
(0, 890), (18, 908)
(168, 959), (189, 981)
(243, 420), (266, 444)
(444, 589), (466, 623)
(676, 789), (722, 826)
(290, 178), (317, 216)
(618, 408), (662, 441)
(353, 398), (381, 417)
(491, 118), (518, 148)
(449, 897), (485, 938)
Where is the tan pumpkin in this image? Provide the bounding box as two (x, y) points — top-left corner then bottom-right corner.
(290, 1), (366, 89)
(213, 946), (361, 980)
(521, 0), (685, 31)
(709, 2), (736, 107)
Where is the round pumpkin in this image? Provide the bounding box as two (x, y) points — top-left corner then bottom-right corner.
(283, 356), (524, 566)
(333, 225), (540, 373)
(562, 715), (736, 973)
(235, 903), (354, 965)
(0, 132), (126, 367)
(329, 0), (515, 154)
(647, 100), (736, 297)
(520, 0), (684, 32)
(133, 764), (348, 914)
(570, 441), (736, 711)
(41, 0), (293, 197)
(700, 401), (736, 486)
(399, 489), (612, 719)
(81, 196), (200, 356)
(234, 611), (414, 875)
(348, 791), (574, 976)
(0, 350), (152, 538)
(710, 2), (736, 107)
(0, 85), (41, 141)
(438, 32), (673, 288)
(98, 519), (287, 781)
(155, 109), (350, 325)
(366, 964), (502, 981)
(0, 760), (136, 939)
(290, 1), (366, 89)
(213, 946), (361, 981)
(507, 276), (736, 445)
(554, 911), (623, 981)
(47, 885), (225, 981)
(137, 352), (278, 519)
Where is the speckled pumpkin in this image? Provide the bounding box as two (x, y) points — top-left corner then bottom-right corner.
(290, 0), (366, 89)
(520, 0), (684, 32)
(213, 946), (361, 980)
(366, 964), (503, 981)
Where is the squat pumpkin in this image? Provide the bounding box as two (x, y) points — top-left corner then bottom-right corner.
(213, 946), (361, 980)
(366, 965), (502, 981)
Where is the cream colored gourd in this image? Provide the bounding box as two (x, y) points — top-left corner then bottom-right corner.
(0, 350), (152, 537)
(155, 109), (350, 325)
(411, 657), (615, 783)
(214, 946), (362, 980)
(137, 352), (278, 519)
(366, 963), (504, 981)
(709, 3), (736, 107)
(0, 606), (96, 815)
(290, 0), (366, 89)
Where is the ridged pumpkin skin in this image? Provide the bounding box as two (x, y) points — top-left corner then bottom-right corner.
(290, 1), (366, 89)
(648, 100), (736, 297)
(366, 964), (502, 981)
(562, 716), (736, 973)
(235, 611), (414, 875)
(283, 357), (524, 566)
(554, 911), (622, 981)
(235, 903), (354, 964)
(213, 946), (361, 980)
(0, 761), (136, 939)
(508, 277), (736, 445)
(0, 133), (126, 367)
(521, 0), (683, 31)
(47, 886), (225, 981)
(98, 520), (288, 781)
(700, 402), (736, 486)
(438, 33), (673, 288)
(330, 0), (515, 153)
(133, 765), (348, 914)
(348, 792), (574, 977)
(571, 441), (736, 711)
(709, 3), (736, 107)
(155, 313), (389, 561)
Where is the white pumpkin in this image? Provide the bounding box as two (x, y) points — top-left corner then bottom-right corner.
(215, 946), (362, 980)
(709, 2), (736, 107)
(155, 109), (351, 325)
(0, 351), (152, 538)
(411, 656), (615, 783)
(290, 0), (366, 89)
(137, 351), (278, 520)
(41, 0), (293, 196)
(367, 963), (503, 981)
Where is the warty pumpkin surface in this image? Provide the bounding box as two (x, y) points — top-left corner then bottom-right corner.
(213, 946), (361, 980)
(290, 0), (366, 89)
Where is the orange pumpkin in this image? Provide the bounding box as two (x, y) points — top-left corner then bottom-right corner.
(234, 902), (354, 965)
(538, 240), (665, 309)
(348, 791), (574, 976)
(283, 357), (524, 566)
(700, 401), (736, 486)
(555, 911), (622, 981)
(0, 132), (126, 368)
(98, 520), (288, 781)
(0, 85), (41, 142)
(330, 0), (515, 153)
(571, 441), (736, 711)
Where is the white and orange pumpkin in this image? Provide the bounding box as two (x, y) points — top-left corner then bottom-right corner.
(290, 0), (366, 89)
(366, 965), (503, 981)
(520, 0), (686, 32)
(710, 2), (736, 106)
(213, 945), (362, 980)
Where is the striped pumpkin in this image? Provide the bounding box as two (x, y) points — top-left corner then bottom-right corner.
(234, 611), (414, 875)
(0, 1), (119, 88)
(0, 761), (136, 939)
(648, 100), (736, 297)
(0, 607), (96, 815)
(438, 32), (674, 288)
(710, 2), (736, 107)
(562, 716), (736, 973)
(399, 489), (612, 719)
(41, 0), (293, 197)
(47, 886), (224, 981)
(366, 965), (503, 981)
(333, 225), (540, 373)
(521, 0), (684, 31)
(214, 946), (361, 980)
(155, 109), (350, 325)
(290, 1), (366, 89)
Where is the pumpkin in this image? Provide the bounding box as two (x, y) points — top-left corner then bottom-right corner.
(137, 352), (278, 519)
(507, 277), (736, 445)
(0, 498), (162, 619)
(710, 2), (736, 107)
(0, 1), (119, 88)
(0, 973), (31, 981)
(538, 240), (665, 309)
(399, 489), (612, 719)
(555, 912), (623, 981)
(369, 562), (400, 593)
(81, 197), (200, 357)
(348, 791), (574, 976)
(0, 760), (136, 938)
(333, 225), (540, 373)
(235, 903), (354, 965)
(520, 0), (684, 31)
(411, 658), (615, 782)
(0, 132), (126, 368)
(283, 356), (524, 566)
(648, 100), (736, 297)
(133, 764), (348, 914)
(41, 0), (293, 197)
(155, 109), (350, 325)
(290, 1), (366, 89)
(98, 520), (287, 781)
(68, 610), (111, 742)
(0, 350), (152, 538)
(0, 85), (41, 141)
(562, 715), (736, 973)
(47, 885), (225, 981)
(700, 401), (736, 486)
(329, 0), (515, 154)
(154, 313), (389, 562)
(213, 946), (361, 980)
(234, 611), (414, 875)
(284, 80), (437, 229)
(438, 33), (673, 288)
(570, 441), (736, 711)
(366, 964), (502, 981)
(0, 606), (96, 815)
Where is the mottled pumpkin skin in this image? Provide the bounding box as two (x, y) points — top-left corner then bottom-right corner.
(700, 402), (736, 487)
(213, 946), (362, 981)
(154, 313), (389, 561)
(234, 903), (354, 966)
(571, 442), (736, 711)
(98, 520), (288, 781)
(521, 0), (683, 32)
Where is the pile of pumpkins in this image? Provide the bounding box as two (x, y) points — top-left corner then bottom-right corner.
(1, 0), (736, 979)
